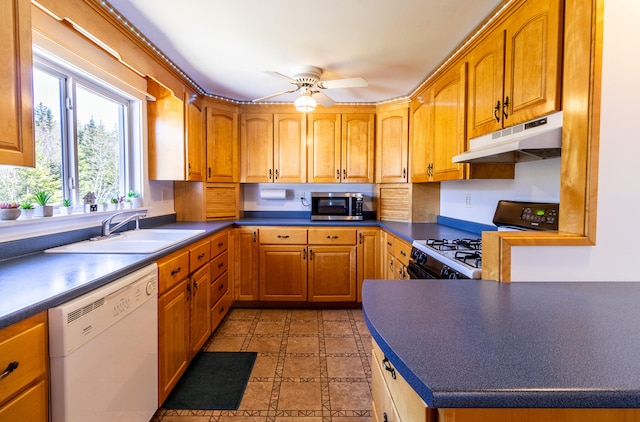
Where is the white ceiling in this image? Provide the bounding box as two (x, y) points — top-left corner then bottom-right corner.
(106, 0), (504, 104)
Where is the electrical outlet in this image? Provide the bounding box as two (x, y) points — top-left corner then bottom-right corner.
(465, 194), (472, 208)
(294, 191), (306, 201)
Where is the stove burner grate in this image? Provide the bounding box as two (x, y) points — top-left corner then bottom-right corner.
(454, 238), (482, 250)
(426, 238), (458, 251)
(455, 251), (482, 268)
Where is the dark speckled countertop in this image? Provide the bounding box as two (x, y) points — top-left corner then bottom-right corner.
(363, 279), (640, 409)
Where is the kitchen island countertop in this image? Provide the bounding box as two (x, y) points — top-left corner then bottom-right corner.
(363, 279), (640, 409)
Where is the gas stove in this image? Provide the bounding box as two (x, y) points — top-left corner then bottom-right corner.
(410, 238), (482, 279)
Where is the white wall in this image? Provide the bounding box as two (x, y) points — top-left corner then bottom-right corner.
(500, 1), (640, 281)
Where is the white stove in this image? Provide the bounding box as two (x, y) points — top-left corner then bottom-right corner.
(410, 238), (482, 279)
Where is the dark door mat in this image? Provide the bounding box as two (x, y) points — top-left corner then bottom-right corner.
(163, 351), (257, 410)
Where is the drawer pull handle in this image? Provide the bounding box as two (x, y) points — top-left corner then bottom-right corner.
(327, 235), (339, 239)
(217, 242), (224, 247)
(218, 283), (225, 291)
(383, 412), (388, 422)
(219, 306), (225, 314)
(171, 267), (181, 276)
(382, 357), (396, 379)
(0, 361), (19, 381)
(400, 250), (406, 257)
(198, 252), (206, 260)
(277, 235), (290, 239)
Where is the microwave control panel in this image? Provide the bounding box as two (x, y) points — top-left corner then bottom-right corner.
(493, 200), (559, 231)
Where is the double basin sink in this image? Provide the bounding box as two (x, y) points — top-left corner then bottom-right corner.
(45, 229), (205, 254)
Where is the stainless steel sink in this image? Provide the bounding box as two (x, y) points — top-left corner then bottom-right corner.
(45, 229), (205, 254)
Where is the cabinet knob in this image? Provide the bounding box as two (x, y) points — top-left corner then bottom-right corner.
(403, 167), (406, 179)
(275, 169), (279, 180)
(198, 252), (206, 260)
(269, 169), (272, 179)
(171, 267), (181, 276)
(336, 169), (340, 180)
(382, 357), (396, 379)
(0, 361), (19, 381)
(383, 412), (388, 422)
(343, 169), (346, 179)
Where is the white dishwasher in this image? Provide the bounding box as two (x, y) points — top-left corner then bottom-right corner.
(49, 263), (158, 422)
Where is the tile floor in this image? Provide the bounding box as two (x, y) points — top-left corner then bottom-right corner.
(151, 307), (373, 422)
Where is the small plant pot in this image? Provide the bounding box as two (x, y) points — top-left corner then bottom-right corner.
(34, 205), (53, 217)
(131, 197), (143, 208)
(0, 209), (21, 220)
(18, 209), (34, 220)
(59, 206), (72, 216)
(99, 204), (108, 212)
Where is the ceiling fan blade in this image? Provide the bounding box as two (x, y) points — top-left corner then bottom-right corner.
(253, 88), (299, 102)
(312, 91), (335, 108)
(319, 77), (368, 89)
(265, 70), (298, 84)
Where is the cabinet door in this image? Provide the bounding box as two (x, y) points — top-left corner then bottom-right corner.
(158, 279), (189, 404)
(503, 0), (563, 126)
(0, 0), (34, 167)
(234, 228), (259, 301)
(189, 263), (211, 360)
(376, 108), (409, 183)
(468, 30), (505, 139)
(431, 63), (467, 182)
(308, 114), (341, 183)
(206, 107), (238, 182)
(308, 245), (356, 302)
(148, 78), (185, 180)
(185, 97), (205, 181)
(357, 229), (380, 302)
(241, 113), (273, 182)
(410, 93), (434, 183)
(274, 114), (306, 183)
(342, 113), (375, 183)
(259, 245), (307, 301)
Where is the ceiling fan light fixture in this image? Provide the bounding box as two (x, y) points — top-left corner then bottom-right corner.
(295, 93), (316, 112)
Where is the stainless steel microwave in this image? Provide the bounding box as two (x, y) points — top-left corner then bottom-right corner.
(311, 192), (364, 220)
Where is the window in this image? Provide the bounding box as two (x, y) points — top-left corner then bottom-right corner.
(0, 56), (139, 209)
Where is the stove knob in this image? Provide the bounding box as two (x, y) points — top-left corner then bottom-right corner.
(441, 267), (449, 278)
(449, 272), (458, 279)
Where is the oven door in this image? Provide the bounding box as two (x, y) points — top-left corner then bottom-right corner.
(407, 261), (436, 279)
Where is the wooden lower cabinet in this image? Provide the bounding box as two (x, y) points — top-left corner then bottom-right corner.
(234, 228), (259, 301)
(357, 229), (380, 302)
(308, 245), (356, 301)
(0, 312), (48, 422)
(189, 263), (211, 359)
(259, 245), (308, 301)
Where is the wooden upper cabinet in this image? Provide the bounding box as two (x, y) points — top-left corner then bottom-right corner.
(431, 63), (467, 182)
(0, 0), (35, 167)
(308, 113), (341, 183)
(274, 113), (306, 183)
(308, 113), (374, 183)
(185, 95), (205, 181)
(410, 91), (434, 183)
(240, 113), (306, 183)
(147, 78), (185, 180)
(468, 0), (563, 138)
(376, 108), (409, 183)
(206, 106), (238, 182)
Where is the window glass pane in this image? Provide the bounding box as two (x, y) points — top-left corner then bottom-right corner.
(75, 85), (124, 204)
(0, 68), (64, 205)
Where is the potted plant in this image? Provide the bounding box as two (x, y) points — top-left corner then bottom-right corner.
(18, 202), (34, 220)
(33, 191), (53, 217)
(123, 197), (132, 209)
(59, 198), (72, 215)
(0, 202), (21, 221)
(127, 190), (142, 208)
(99, 201), (108, 212)
(109, 197), (119, 211)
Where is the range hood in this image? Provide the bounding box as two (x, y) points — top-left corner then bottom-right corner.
(452, 111), (563, 164)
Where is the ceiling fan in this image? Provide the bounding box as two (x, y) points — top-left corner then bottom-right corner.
(253, 65), (368, 112)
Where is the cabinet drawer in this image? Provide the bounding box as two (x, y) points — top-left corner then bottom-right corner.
(158, 250), (190, 293)
(372, 353), (402, 422)
(190, 239), (211, 272)
(308, 228), (356, 245)
(0, 313), (47, 406)
(211, 291), (232, 331)
(372, 340), (431, 422)
(260, 228), (307, 244)
(211, 271), (229, 306)
(210, 250), (228, 281)
(385, 233), (395, 253)
(394, 239), (411, 266)
(0, 379), (47, 422)
(210, 231), (228, 258)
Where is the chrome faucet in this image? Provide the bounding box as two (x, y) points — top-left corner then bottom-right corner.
(99, 211), (147, 238)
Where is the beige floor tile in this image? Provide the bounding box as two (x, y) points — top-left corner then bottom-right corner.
(277, 381), (322, 410)
(227, 308), (259, 320)
(290, 309), (319, 321)
(253, 320), (285, 334)
(289, 320), (319, 335)
(251, 355), (278, 378)
(322, 309), (351, 320)
(282, 356), (320, 378)
(326, 356), (366, 378)
(217, 319), (254, 336)
(286, 336), (319, 354)
(323, 321), (354, 335)
(206, 336), (245, 352)
(329, 382), (372, 411)
(159, 416), (212, 421)
(324, 337), (359, 354)
(246, 336), (282, 354)
(238, 381), (272, 410)
(259, 309), (288, 320)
